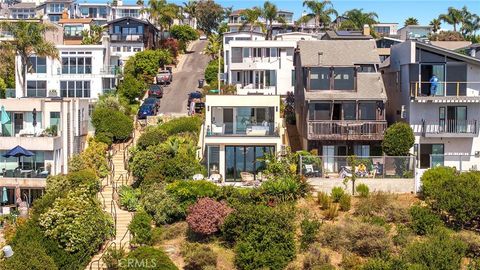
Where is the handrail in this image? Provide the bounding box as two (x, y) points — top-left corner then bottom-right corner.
(410, 81), (480, 98)
(88, 241), (116, 270)
(111, 199), (117, 237)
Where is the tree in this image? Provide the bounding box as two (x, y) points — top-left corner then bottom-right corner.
(0, 77), (6, 99)
(81, 24), (104, 45)
(170, 24), (199, 51)
(430, 30), (465, 41)
(430, 18), (441, 33)
(240, 8), (264, 40)
(1, 242), (57, 270)
(302, 0), (337, 31)
(404, 17), (419, 26)
(203, 33), (222, 60)
(340, 9), (378, 30)
(186, 198), (233, 236)
(183, 0), (197, 26)
(0, 44), (15, 89)
(91, 107), (133, 144)
(459, 6), (480, 37)
(144, 0), (181, 39)
(0, 21), (58, 97)
(117, 74), (147, 103)
(195, 0), (224, 35)
(439, 7), (463, 32)
(123, 49), (173, 83)
(263, 1), (284, 40)
(381, 122), (414, 156)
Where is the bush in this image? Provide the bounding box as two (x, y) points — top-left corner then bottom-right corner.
(159, 116), (202, 136)
(141, 184), (186, 225)
(331, 187), (345, 202)
(167, 180), (220, 207)
(260, 176), (304, 202)
(129, 211), (153, 245)
(103, 246), (126, 270)
(402, 229), (467, 270)
(317, 192), (331, 210)
(340, 252), (363, 270)
(303, 245), (335, 270)
(381, 122), (414, 156)
(186, 198), (233, 236)
(393, 224), (414, 247)
(170, 25), (199, 51)
(160, 38), (180, 58)
(119, 186), (141, 211)
(117, 74), (146, 103)
(124, 49), (173, 83)
(409, 205), (443, 235)
(421, 168), (480, 227)
(457, 231), (480, 258)
(92, 107), (133, 144)
(129, 147), (160, 182)
(356, 183), (370, 197)
(123, 246), (178, 270)
(1, 241), (57, 270)
(355, 192), (392, 217)
(361, 258), (393, 270)
(222, 204), (296, 270)
(205, 60), (219, 85)
(137, 126), (168, 150)
(324, 203), (339, 220)
(180, 242), (217, 270)
(300, 213), (322, 251)
(142, 166), (167, 187)
(339, 193), (352, 211)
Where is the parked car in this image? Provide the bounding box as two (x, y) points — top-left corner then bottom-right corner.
(187, 91), (203, 108)
(137, 104), (156, 119)
(199, 35), (207, 40)
(148, 84), (163, 98)
(156, 70), (172, 85)
(143, 97), (160, 111)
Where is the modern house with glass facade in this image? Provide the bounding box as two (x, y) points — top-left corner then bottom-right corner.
(0, 97), (89, 205)
(200, 95), (285, 182)
(382, 40), (480, 170)
(294, 40), (388, 162)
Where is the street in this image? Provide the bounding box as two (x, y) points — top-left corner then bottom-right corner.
(158, 40), (210, 114)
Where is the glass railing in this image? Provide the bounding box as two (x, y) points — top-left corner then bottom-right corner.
(1, 168), (50, 179)
(206, 121), (279, 136)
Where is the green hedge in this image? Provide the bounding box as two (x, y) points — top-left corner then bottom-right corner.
(123, 246), (178, 270)
(92, 107), (133, 144)
(159, 117), (203, 136)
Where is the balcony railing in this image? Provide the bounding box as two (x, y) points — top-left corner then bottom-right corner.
(421, 119), (477, 137)
(100, 65), (122, 75)
(410, 81), (480, 99)
(307, 120), (387, 140)
(110, 34), (143, 42)
(206, 122), (279, 137)
(1, 169), (50, 179)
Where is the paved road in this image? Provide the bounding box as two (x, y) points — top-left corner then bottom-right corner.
(158, 40), (209, 114)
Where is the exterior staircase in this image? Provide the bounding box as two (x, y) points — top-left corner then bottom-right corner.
(86, 142), (134, 270)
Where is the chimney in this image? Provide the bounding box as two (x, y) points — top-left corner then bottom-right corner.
(363, 24), (370, 36)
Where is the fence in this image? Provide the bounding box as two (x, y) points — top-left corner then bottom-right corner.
(299, 155), (416, 179)
(429, 154), (480, 172)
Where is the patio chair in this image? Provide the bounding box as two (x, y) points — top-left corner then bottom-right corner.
(304, 164), (321, 177)
(192, 174), (204, 181)
(209, 173), (222, 184)
(240, 172), (255, 186)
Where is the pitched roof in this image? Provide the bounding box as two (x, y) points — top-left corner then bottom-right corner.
(59, 18), (93, 24)
(430, 41), (472, 51)
(322, 30), (372, 40)
(297, 40), (381, 66)
(415, 41), (480, 66)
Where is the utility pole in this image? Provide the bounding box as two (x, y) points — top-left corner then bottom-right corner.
(218, 49), (221, 94)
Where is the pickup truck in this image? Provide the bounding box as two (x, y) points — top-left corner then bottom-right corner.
(156, 70), (172, 85)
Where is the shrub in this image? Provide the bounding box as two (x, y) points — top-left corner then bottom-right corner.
(170, 25), (199, 51)
(393, 224), (414, 247)
(409, 205), (443, 235)
(402, 229), (467, 270)
(339, 193), (352, 211)
(361, 258), (393, 270)
(123, 246), (178, 270)
(141, 184), (186, 225)
(119, 186), (141, 211)
(137, 126), (168, 150)
(160, 38), (180, 58)
(117, 74), (146, 103)
(65, 169), (99, 194)
(381, 121), (414, 156)
(129, 147), (160, 182)
(180, 242), (217, 270)
(300, 213), (322, 251)
(340, 252), (363, 270)
(317, 192), (331, 210)
(186, 198), (233, 236)
(331, 187), (345, 202)
(157, 148), (204, 183)
(167, 180), (220, 207)
(324, 203), (339, 220)
(124, 49), (173, 83)
(1, 241), (57, 270)
(303, 245), (335, 270)
(92, 107), (133, 144)
(159, 116), (202, 136)
(151, 226), (164, 245)
(142, 166), (167, 187)
(319, 224), (350, 251)
(205, 60), (219, 84)
(129, 211), (153, 245)
(355, 192), (392, 217)
(457, 231), (480, 258)
(103, 246), (126, 270)
(421, 168), (480, 227)
(356, 183), (370, 197)
(260, 176), (304, 202)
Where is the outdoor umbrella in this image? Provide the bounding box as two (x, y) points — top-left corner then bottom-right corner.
(1, 187), (7, 205)
(0, 106), (10, 135)
(2, 145), (35, 170)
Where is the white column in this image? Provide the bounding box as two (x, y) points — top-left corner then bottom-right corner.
(219, 145), (226, 179)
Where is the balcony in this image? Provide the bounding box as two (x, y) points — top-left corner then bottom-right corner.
(420, 119), (477, 138)
(236, 84), (277, 95)
(100, 65), (122, 75)
(410, 81), (480, 102)
(0, 136), (62, 151)
(307, 120), (387, 140)
(206, 122), (280, 137)
(110, 34), (144, 42)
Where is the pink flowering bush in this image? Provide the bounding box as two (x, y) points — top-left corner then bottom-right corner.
(186, 198), (233, 236)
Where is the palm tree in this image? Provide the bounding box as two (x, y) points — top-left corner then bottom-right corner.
(295, 15), (311, 32)
(263, 1), (284, 40)
(430, 18), (441, 33)
(203, 33), (221, 60)
(144, 0), (181, 39)
(459, 6), (480, 37)
(302, 0), (337, 31)
(182, 0), (197, 27)
(0, 21), (58, 97)
(438, 7), (462, 32)
(136, 0), (144, 7)
(404, 17), (419, 26)
(81, 24), (104, 45)
(340, 9), (378, 30)
(239, 8), (264, 40)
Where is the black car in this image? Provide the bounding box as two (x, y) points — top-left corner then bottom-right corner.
(148, 84), (163, 98)
(187, 91), (203, 108)
(143, 97), (160, 111)
(137, 104), (156, 119)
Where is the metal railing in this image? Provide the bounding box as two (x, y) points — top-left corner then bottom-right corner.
(299, 155), (416, 179)
(410, 81), (480, 98)
(110, 34), (143, 42)
(421, 119), (477, 136)
(5, 88), (15, 98)
(205, 122), (280, 137)
(307, 120), (387, 140)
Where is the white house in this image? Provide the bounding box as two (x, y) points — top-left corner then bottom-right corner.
(200, 95), (285, 182)
(383, 40), (480, 171)
(0, 97), (89, 204)
(15, 43), (118, 101)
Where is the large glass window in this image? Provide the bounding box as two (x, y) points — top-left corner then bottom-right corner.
(26, 81), (47, 97)
(359, 103), (376, 120)
(333, 67), (355, 90)
(62, 56), (92, 74)
(309, 67), (330, 90)
(224, 146), (275, 181)
(28, 57), (46, 73)
(48, 3), (65, 13)
(0, 112), (12, 137)
(50, 112), (60, 132)
(309, 103), (330, 120)
(60, 81), (91, 98)
(64, 25), (83, 37)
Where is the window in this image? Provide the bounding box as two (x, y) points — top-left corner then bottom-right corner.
(309, 103), (330, 120)
(270, 48), (278, 57)
(242, 48), (250, 58)
(309, 67), (330, 90)
(50, 112), (61, 131)
(49, 15), (61, 22)
(60, 81), (91, 98)
(359, 103), (376, 120)
(354, 145), (370, 157)
(49, 3), (65, 13)
(64, 25), (83, 37)
(309, 67), (356, 91)
(102, 78), (116, 90)
(61, 56), (92, 74)
(27, 81), (47, 97)
(28, 56), (46, 73)
(225, 146), (275, 181)
(333, 67), (355, 90)
(420, 144), (444, 169)
(265, 70), (276, 87)
(291, 70), (296, 86)
(357, 64), (376, 73)
(286, 48), (294, 56)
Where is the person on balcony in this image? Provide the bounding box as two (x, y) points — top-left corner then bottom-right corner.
(429, 75), (439, 96)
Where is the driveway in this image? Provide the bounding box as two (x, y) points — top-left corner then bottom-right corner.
(158, 40), (210, 114)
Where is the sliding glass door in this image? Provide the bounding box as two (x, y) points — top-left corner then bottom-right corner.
(224, 146), (275, 181)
